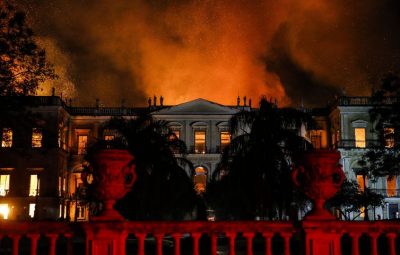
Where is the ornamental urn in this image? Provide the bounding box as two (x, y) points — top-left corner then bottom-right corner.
(292, 150), (345, 220)
(83, 149), (136, 220)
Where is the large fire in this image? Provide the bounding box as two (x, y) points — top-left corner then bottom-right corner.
(17, 0), (400, 106)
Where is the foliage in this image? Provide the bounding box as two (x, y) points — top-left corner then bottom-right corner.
(0, 1), (56, 96)
(86, 113), (198, 220)
(327, 180), (384, 220)
(206, 97), (313, 220)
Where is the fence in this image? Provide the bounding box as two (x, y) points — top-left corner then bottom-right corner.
(1, 220), (400, 255)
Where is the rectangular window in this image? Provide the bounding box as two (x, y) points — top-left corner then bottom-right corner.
(0, 204), (9, 219)
(1, 128), (13, 148)
(387, 176), (397, 197)
(220, 131), (230, 151)
(29, 174), (39, 196)
(384, 127), (395, 148)
(29, 203), (36, 218)
(355, 128), (366, 148)
(32, 128), (43, 148)
(194, 131), (206, 154)
(77, 205), (86, 220)
(311, 134), (322, 149)
(0, 175), (10, 196)
(78, 135), (88, 155)
(357, 175), (367, 192)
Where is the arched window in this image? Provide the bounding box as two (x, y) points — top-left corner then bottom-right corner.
(194, 166), (207, 194)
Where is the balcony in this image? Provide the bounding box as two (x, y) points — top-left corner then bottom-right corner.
(337, 96), (399, 106)
(338, 139), (381, 149)
(372, 189), (400, 198)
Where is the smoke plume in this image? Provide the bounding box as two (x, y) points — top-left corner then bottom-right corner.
(15, 0), (400, 107)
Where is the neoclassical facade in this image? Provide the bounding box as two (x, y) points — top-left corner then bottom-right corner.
(0, 95), (398, 221)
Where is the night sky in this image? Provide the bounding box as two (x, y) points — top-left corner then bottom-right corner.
(14, 0), (400, 107)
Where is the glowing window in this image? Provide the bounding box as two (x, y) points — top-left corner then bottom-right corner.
(0, 175), (10, 196)
(1, 128), (13, 148)
(194, 166), (207, 194)
(310, 131), (322, 149)
(29, 203), (35, 218)
(172, 130), (180, 139)
(0, 204), (9, 219)
(32, 128), (43, 148)
(29, 174), (40, 196)
(355, 128), (366, 148)
(77, 205), (86, 219)
(104, 135), (114, 141)
(194, 131), (206, 154)
(387, 176), (397, 197)
(220, 131), (230, 151)
(357, 175), (367, 192)
(78, 135), (88, 155)
(384, 127), (395, 148)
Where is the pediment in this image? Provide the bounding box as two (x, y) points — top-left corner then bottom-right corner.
(152, 98), (239, 115)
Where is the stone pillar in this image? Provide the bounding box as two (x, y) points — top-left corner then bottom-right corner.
(370, 233), (379, 255)
(281, 233), (291, 255)
(210, 233), (218, 255)
(262, 233), (273, 255)
(154, 233), (164, 255)
(172, 233), (181, 255)
(303, 221), (341, 255)
(136, 233), (146, 255)
(28, 234), (40, 255)
(349, 233), (360, 255)
(47, 234), (58, 255)
(10, 234), (21, 255)
(226, 232), (236, 255)
(191, 233), (201, 255)
(84, 222), (127, 255)
(243, 232), (254, 255)
(387, 233), (397, 255)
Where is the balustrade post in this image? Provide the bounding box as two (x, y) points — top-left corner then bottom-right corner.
(349, 233), (360, 255)
(210, 233), (218, 255)
(370, 233), (379, 255)
(136, 233), (146, 255)
(27, 233), (40, 255)
(47, 234), (58, 255)
(154, 233), (164, 255)
(387, 233), (397, 255)
(281, 233), (291, 255)
(191, 233), (201, 255)
(172, 233), (181, 255)
(262, 233), (273, 255)
(10, 234), (21, 255)
(226, 232), (236, 255)
(243, 233), (254, 255)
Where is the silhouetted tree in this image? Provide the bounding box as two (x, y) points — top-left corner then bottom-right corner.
(86, 114), (198, 220)
(0, 1), (56, 96)
(207, 97), (313, 220)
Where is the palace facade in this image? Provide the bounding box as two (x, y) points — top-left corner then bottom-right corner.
(0, 95), (398, 221)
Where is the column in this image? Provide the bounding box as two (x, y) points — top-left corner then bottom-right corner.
(172, 233), (181, 255)
(226, 232), (236, 255)
(136, 233), (146, 255)
(154, 233), (164, 255)
(243, 233), (254, 255)
(47, 234), (58, 255)
(210, 234), (218, 255)
(281, 233), (291, 255)
(262, 233), (273, 255)
(28, 234), (40, 255)
(370, 233), (379, 255)
(10, 234), (21, 255)
(191, 233), (201, 255)
(119, 231), (128, 255)
(387, 233), (397, 255)
(349, 233), (360, 255)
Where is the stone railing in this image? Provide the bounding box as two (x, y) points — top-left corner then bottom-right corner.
(1, 220), (400, 255)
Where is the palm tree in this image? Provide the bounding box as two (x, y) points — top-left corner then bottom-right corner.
(206, 97), (313, 220)
(88, 113), (198, 220)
